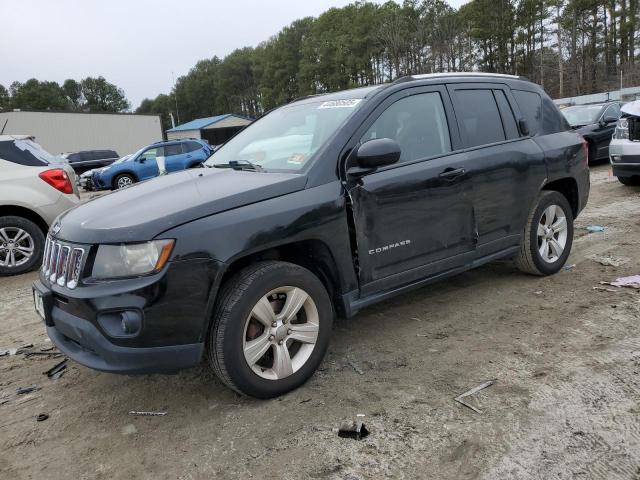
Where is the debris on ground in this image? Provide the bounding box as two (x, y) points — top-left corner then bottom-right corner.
(43, 358), (67, 379)
(16, 385), (40, 395)
(122, 424), (138, 435)
(24, 351), (64, 358)
(564, 264), (576, 270)
(586, 225), (607, 233)
(347, 358), (364, 375)
(534, 290), (543, 295)
(128, 411), (167, 417)
(338, 414), (369, 440)
(40, 346), (55, 352)
(593, 286), (619, 293)
(600, 275), (640, 289)
(589, 255), (630, 267)
(454, 380), (495, 414)
(36, 413), (49, 422)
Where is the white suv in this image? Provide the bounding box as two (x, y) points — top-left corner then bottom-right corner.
(610, 101), (640, 186)
(0, 135), (80, 275)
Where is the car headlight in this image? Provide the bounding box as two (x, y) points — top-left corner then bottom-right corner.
(613, 118), (629, 139)
(92, 239), (174, 279)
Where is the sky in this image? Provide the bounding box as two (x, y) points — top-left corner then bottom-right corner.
(1, 0), (469, 110)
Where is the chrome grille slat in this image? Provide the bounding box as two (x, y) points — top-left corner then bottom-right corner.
(41, 236), (85, 289)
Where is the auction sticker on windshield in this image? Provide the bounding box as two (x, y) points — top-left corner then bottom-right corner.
(318, 99), (362, 109)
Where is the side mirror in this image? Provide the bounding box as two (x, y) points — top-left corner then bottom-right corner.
(518, 118), (530, 136)
(138, 157), (146, 163)
(356, 138), (401, 169)
(602, 115), (618, 125)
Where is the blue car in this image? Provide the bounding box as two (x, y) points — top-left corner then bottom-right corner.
(91, 139), (212, 190)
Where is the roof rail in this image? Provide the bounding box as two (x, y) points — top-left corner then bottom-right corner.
(393, 72), (525, 84)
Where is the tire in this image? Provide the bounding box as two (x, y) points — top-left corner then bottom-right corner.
(514, 191), (574, 276)
(208, 261), (333, 398)
(0, 216), (45, 276)
(113, 173), (135, 190)
(618, 176), (640, 186)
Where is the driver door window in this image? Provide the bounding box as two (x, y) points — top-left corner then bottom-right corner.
(361, 92), (451, 164)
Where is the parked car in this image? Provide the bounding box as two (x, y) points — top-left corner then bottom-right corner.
(89, 139), (211, 190)
(79, 155), (131, 190)
(561, 102), (621, 162)
(0, 135), (79, 276)
(61, 149), (119, 175)
(33, 73), (589, 398)
(609, 100), (640, 186)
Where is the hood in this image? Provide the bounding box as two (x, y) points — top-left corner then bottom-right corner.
(621, 101), (640, 117)
(56, 168), (307, 244)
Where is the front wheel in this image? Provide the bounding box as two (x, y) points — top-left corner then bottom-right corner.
(113, 173), (135, 190)
(514, 191), (574, 276)
(208, 261), (333, 398)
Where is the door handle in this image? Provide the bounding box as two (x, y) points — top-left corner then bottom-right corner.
(439, 167), (465, 181)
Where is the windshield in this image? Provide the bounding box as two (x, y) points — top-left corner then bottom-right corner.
(204, 98), (363, 171)
(562, 105), (603, 126)
(112, 154), (132, 165)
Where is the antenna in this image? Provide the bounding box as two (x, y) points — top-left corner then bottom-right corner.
(0, 119), (7, 135)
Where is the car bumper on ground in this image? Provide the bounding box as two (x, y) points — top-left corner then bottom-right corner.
(609, 138), (640, 177)
(32, 258), (222, 374)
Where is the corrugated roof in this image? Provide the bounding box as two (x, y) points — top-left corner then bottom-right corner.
(167, 113), (251, 132)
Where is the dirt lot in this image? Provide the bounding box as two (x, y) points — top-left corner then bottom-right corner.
(1, 163), (639, 480)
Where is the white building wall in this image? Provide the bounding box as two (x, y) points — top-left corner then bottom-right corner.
(0, 111), (163, 156)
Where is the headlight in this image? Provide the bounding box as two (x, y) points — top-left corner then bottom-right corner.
(92, 239), (174, 279)
(613, 118), (629, 139)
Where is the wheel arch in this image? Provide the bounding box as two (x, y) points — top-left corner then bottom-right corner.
(112, 171), (138, 188)
(542, 177), (579, 218)
(0, 205), (49, 234)
(214, 239), (344, 320)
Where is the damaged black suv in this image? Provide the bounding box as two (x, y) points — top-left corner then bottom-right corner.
(33, 73), (590, 398)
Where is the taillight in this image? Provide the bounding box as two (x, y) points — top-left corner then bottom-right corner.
(39, 169), (73, 194)
(580, 136), (589, 167)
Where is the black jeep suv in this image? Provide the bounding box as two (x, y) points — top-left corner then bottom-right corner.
(33, 73), (590, 398)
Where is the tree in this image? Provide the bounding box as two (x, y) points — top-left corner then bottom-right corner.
(62, 79), (83, 110)
(80, 76), (130, 112)
(8, 79), (69, 110)
(0, 84), (9, 111)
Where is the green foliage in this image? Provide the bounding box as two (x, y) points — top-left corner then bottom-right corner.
(3, 76), (130, 112)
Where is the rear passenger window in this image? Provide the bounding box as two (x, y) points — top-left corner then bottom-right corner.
(164, 144), (182, 156)
(362, 92), (451, 163)
(454, 89), (505, 147)
(184, 141), (203, 153)
(493, 90), (519, 139)
(513, 90), (542, 136)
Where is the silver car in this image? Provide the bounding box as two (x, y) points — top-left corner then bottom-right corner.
(0, 135), (80, 275)
(609, 101), (640, 186)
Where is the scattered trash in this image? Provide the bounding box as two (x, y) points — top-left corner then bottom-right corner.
(299, 398), (312, 404)
(564, 264), (576, 271)
(586, 225), (607, 233)
(607, 275), (640, 289)
(0, 350), (8, 357)
(36, 413), (49, 422)
(593, 286), (619, 293)
(40, 346), (56, 352)
(589, 255), (630, 267)
(24, 351), (64, 358)
(43, 358), (67, 379)
(454, 380), (495, 414)
(338, 414), (369, 440)
(128, 411), (167, 417)
(534, 290), (543, 295)
(347, 358), (364, 375)
(417, 333), (429, 337)
(16, 385), (40, 395)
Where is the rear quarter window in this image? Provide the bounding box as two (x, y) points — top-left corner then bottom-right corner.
(0, 139), (53, 166)
(512, 90), (542, 136)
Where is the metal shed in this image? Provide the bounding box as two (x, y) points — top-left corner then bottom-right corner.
(0, 110), (162, 156)
(166, 114), (252, 145)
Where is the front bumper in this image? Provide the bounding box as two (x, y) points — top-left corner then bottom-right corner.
(33, 257), (223, 374)
(609, 138), (640, 177)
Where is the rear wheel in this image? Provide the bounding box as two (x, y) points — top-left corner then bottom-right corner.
(514, 191), (574, 276)
(113, 173), (135, 190)
(208, 261), (333, 398)
(618, 176), (640, 186)
(0, 216), (44, 276)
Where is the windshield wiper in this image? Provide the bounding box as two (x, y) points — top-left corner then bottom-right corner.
(211, 160), (265, 172)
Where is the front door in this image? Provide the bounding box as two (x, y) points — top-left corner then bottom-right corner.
(136, 146), (162, 180)
(345, 87), (475, 296)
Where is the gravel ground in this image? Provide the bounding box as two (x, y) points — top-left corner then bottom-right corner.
(1, 163), (639, 480)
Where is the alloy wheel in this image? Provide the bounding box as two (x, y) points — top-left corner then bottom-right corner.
(537, 204), (568, 263)
(242, 286), (319, 380)
(117, 176), (133, 188)
(0, 227), (35, 268)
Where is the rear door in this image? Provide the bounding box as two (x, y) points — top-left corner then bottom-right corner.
(346, 86), (476, 295)
(164, 143), (186, 172)
(448, 83), (546, 255)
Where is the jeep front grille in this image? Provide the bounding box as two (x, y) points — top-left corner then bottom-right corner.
(42, 236), (85, 289)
